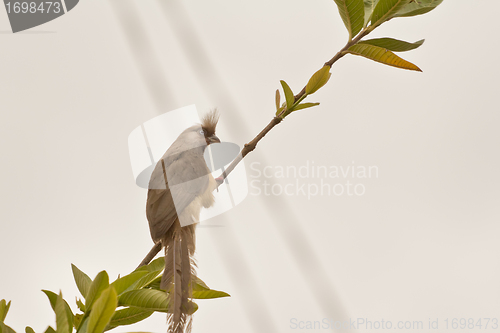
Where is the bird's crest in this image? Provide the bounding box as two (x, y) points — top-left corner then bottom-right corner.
(201, 109), (219, 137)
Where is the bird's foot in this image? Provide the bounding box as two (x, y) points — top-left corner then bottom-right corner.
(215, 177), (225, 192)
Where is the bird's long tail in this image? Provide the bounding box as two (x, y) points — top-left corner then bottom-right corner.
(161, 222), (196, 333)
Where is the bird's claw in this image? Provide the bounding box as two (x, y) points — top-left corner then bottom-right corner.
(215, 177), (224, 183)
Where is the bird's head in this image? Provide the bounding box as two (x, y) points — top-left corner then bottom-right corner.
(172, 109), (220, 153)
(200, 109), (220, 145)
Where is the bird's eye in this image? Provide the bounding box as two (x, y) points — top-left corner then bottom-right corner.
(199, 129), (206, 136)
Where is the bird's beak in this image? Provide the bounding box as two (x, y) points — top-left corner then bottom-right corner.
(207, 135), (220, 144)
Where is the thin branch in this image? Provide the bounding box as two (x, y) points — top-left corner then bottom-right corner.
(294, 28), (371, 105)
(216, 116), (282, 185)
(136, 242), (162, 269)
(216, 27), (372, 183)
(137, 28), (373, 267)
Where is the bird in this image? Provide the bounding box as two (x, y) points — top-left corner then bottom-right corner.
(146, 110), (220, 333)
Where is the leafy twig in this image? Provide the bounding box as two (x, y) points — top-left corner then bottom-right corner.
(137, 0), (443, 267)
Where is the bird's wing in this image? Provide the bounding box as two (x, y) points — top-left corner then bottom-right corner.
(146, 152), (209, 242)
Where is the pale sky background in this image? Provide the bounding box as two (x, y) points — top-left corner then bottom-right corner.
(1, 1), (499, 333)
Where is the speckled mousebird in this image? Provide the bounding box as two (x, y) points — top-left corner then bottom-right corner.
(146, 110), (220, 333)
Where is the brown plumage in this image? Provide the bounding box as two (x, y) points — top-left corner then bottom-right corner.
(146, 110), (220, 333)
(201, 110), (219, 138)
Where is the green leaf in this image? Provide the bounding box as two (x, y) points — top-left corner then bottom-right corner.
(134, 257), (165, 273)
(144, 272), (204, 293)
(106, 307), (154, 329)
(25, 327), (35, 333)
(71, 265), (92, 299)
(87, 287), (117, 333)
(85, 271), (109, 312)
(347, 43), (421, 71)
(281, 109), (294, 119)
(359, 38), (424, 52)
(43, 327), (55, 333)
(118, 290), (169, 312)
(370, 0), (411, 27)
(0, 300), (11, 322)
(55, 292), (72, 333)
(110, 271), (149, 295)
(127, 271), (162, 292)
(144, 276), (162, 291)
(43, 290), (74, 330)
(293, 102), (320, 111)
(305, 66), (331, 95)
(0, 323), (17, 333)
(76, 317), (88, 333)
(42, 290), (58, 310)
(363, 0), (380, 25)
(187, 301), (198, 315)
(63, 299), (74, 331)
(333, 0), (365, 39)
(394, 0), (443, 17)
(280, 80), (295, 110)
(192, 277), (210, 291)
(275, 89), (280, 111)
(76, 298), (85, 313)
(192, 289), (230, 299)
(73, 314), (83, 331)
(166, 276), (229, 298)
